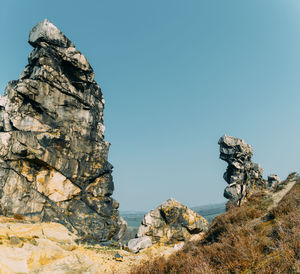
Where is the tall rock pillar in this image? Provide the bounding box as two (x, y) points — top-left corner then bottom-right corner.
(0, 19), (126, 242)
(218, 135), (265, 205)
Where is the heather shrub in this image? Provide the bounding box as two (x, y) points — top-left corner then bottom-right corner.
(131, 180), (300, 273)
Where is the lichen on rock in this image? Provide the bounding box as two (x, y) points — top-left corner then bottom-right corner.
(0, 19), (126, 243)
(137, 198), (209, 244)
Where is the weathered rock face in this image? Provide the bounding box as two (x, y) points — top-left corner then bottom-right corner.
(137, 198), (209, 244)
(218, 135), (265, 205)
(268, 174), (280, 189)
(128, 236), (152, 253)
(0, 19), (126, 242)
(0, 217), (103, 272)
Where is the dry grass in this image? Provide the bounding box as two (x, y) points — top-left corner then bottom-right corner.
(131, 179), (300, 273)
(13, 214), (24, 220)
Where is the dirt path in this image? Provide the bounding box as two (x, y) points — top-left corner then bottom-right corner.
(247, 178), (297, 228)
(267, 179), (297, 210)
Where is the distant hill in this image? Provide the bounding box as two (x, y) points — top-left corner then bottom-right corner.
(119, 212), (146, 229)
(192, 202), (226, 223)
(120, 202), (226, 228)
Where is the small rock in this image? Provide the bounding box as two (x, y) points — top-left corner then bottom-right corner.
(29, 238), (38, 246)
(128, 236), (152, 253)
(113, 253), (123, 261)
(9, 236), (21, 245)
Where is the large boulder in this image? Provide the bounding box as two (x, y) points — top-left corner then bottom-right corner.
(137, 198), (209, 244)
(218, 135), (266, 205)
(128, 236), (152, 253)
(0, 19), (126, 242)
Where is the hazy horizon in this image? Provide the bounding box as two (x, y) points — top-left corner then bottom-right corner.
(1, 1), (300, 211)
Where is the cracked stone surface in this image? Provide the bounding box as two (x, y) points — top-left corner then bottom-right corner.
(0, 19), (126, 243)
(218, 134), (266, 205)
(137, 198), (209, 244)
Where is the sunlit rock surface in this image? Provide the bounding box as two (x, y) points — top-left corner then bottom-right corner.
(128, 236), (152, 253)
(268, 174), (280, 189)
(218, 134), (266, 205)
(137, 198), (209, 244)
(0, 218), (101, 272)
(0, 19), (126, 242)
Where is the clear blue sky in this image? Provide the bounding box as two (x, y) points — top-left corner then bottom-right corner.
(1, 1), (300, 211)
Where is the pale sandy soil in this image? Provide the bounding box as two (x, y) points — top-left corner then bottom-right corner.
(75, 243), (180, 273)
(0, 217), (184, 273)
(267, 179), (296, 210)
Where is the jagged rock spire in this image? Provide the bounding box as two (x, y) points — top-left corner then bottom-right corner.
(0, 19), (126, 243)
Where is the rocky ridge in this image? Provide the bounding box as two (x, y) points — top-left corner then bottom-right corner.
(0, 19), (126, 243)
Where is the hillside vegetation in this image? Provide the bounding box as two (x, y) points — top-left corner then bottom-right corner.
(132, 176), (300, 273)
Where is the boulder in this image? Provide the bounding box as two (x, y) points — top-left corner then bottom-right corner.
(128, 236), (152, 253)
(268, 174), (280, 188)
(218, 135), (266, 205)
(137, 198), (209, 244)
(0, 19), (126, 242)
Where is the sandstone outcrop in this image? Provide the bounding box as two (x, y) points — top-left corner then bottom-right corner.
(137, 198), (209, 244)
(0, 19), (126, 242)
(218, 135), (265, 205)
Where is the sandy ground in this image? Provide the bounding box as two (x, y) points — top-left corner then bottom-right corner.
(0, 216), (184, 273)
(74, 243), (180, 273)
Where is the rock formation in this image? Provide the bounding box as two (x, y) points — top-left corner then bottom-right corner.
(218, 135), (265, 205)
(128, 236), (152, 253)
(0, 19), (126, 242)
(268, 174), (280, 189)
(137, 198), (209, 244)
